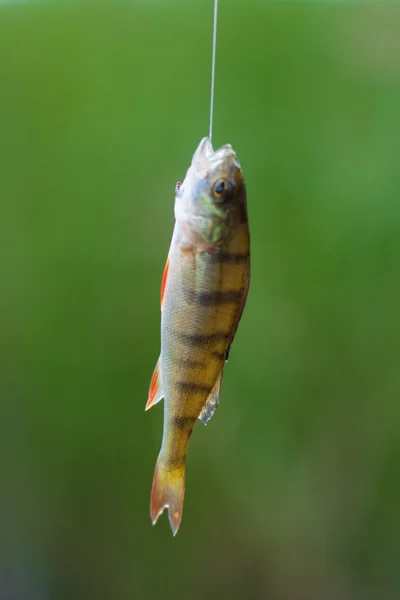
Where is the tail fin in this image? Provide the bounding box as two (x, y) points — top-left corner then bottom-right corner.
(150, 455), (185, 536)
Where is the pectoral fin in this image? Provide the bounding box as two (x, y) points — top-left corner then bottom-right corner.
(198, 371), (223, 425)
(160, 257), (170, 309)
(145, 357), (164, 410)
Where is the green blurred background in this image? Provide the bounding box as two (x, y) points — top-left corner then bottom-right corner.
(1, 1), (400, 598)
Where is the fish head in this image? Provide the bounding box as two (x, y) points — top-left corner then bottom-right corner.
(174, 137), (247, 248)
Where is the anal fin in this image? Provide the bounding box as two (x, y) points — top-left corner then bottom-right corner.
(145, 357), (164, 410)
(198, 371), (223, 425)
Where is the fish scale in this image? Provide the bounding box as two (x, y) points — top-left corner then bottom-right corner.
(145, 138), (250, 535)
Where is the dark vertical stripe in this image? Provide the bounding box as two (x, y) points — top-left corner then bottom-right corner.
(211, 349), (227, 361)
(177, 331), (231, 347)
(175, 381), (211, 394)
(176, 358), (204, 369)
(185, 288), (244, 307)
(208, 251), (249, 264)
(172, 415), (196, 430)
(168, 455), (186, 467)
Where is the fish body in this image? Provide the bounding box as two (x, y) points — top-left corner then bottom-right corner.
(146, 137), (250, 535)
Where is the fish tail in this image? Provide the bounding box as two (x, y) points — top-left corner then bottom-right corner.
(150, 454), (185, 536)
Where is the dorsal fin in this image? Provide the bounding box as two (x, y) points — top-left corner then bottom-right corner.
(160, 257), (170, 309)
(198, 371), (223, 425)
(224, 272), (250, 363)
(145, 358), (164, 410)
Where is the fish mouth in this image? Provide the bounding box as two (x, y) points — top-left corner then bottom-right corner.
(191, 137), (237, 168)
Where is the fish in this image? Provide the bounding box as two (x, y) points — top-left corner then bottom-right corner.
(146, 137), (250, 535)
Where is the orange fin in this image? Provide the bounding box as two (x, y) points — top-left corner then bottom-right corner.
(150, 455), (185, 536)
(198, 371), (223, 425)
(160, 257), (170, 309)
(145, 358), (163, 410)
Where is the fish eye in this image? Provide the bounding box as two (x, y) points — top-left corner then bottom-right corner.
(213, 178), (228, 199)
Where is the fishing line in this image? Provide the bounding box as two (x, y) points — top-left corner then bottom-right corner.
(209, 0), (218, 142)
